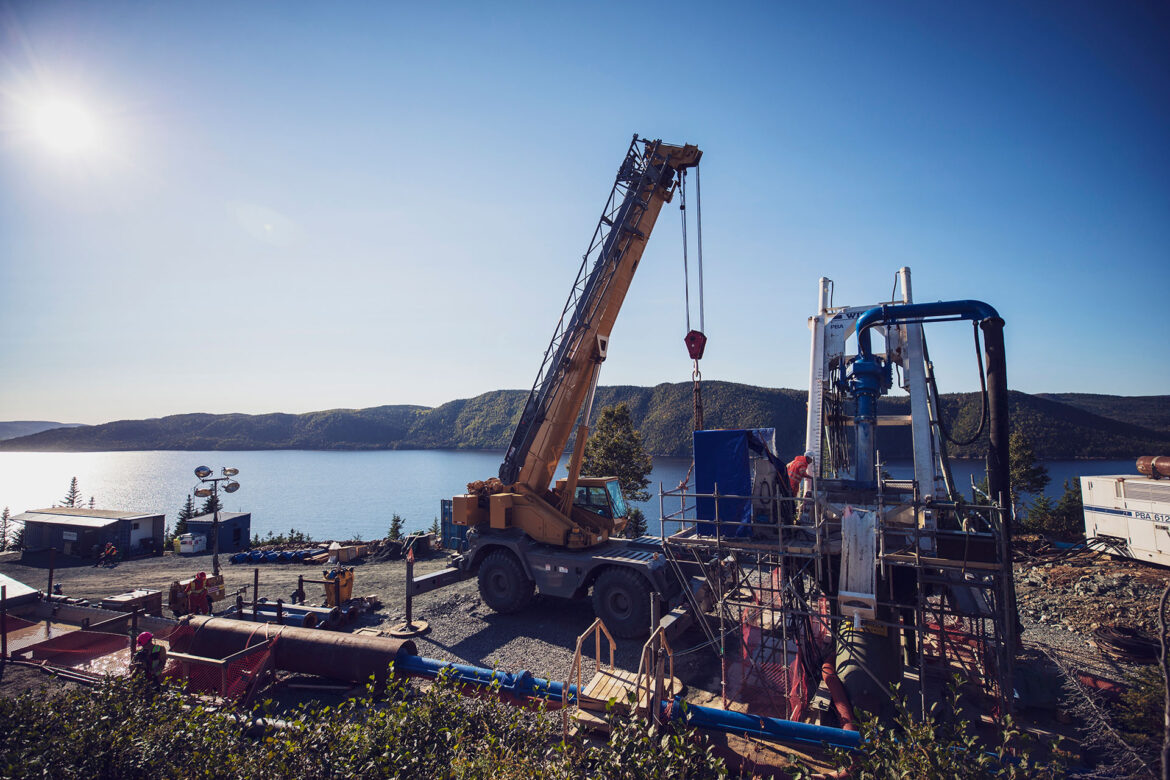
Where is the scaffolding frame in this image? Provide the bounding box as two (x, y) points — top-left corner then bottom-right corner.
(657, 477), (1014, 724)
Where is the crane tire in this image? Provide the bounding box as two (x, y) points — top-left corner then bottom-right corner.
(477, 550), (535, 614)
(592, 567), (652, 639)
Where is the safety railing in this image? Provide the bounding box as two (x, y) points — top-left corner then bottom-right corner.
(562, 618), (616, 735)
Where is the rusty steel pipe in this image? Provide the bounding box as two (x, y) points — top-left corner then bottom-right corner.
(1137, 456), (1170, 480)
(180, 616), (417, 683)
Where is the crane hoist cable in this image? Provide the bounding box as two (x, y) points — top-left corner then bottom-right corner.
(680, 166), (707, 432)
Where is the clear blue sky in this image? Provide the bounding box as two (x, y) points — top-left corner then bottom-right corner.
(1, 1), (1167, 425)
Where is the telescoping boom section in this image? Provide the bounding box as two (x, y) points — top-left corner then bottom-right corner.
(454, 137), (702, 549)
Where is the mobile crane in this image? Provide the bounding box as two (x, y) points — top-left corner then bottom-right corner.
(425, 136), (703, 638)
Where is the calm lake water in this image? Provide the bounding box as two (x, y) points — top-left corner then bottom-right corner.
(0, 450), (1134, 541)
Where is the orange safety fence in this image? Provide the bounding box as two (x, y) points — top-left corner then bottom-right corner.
(922, 615), (991, 683)
(734, 576), (832, 721)
(165, 622), (278, 700)
(10, 622), (186, 675)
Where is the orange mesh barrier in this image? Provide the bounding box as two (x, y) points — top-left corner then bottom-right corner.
(165, 623), (277, 701)
(20, 630), (131, 665)
(733, 591), (832, 721)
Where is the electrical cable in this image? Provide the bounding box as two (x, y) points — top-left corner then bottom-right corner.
(933, 322), (988, 447)
(920, 333), (961, 502)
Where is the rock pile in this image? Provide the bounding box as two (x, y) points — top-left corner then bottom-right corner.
(1015, 555), (1168, 636)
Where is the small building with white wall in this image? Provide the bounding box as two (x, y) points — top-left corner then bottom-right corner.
(15, 507), (165, 560)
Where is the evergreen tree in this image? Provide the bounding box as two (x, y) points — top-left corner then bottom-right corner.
(175, 494), (197, 537)
(1021, 495), (1055, 533)
(973, 431), (1051, 517)
(0, 507), (10, 551)
(200, 492), (222, 516)
(581, 403), (653, 538)
(1051, 480), (1084, 538)
(61, 477), (81, 508)
(88, 496), (95, 509)
(429, 516), (441, 536)
(1019, 481), (1084, 538)
(388, 514), (404, 541)
(625, 507), (648, 538)
(1008, 431), (1050, 511)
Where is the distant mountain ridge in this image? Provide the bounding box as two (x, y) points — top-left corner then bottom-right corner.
(0, 421), (86, 441)
(0, 384), (1166, 460)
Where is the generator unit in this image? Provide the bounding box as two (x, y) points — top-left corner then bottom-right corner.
(1082, 472), (1170, 567)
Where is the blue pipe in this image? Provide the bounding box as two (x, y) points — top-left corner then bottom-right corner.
(397, 654), (569, 701)
(395, 654), (861, 751)
(850, 299), (1000, 483)
(855, 300), (1000, 360)
(679, 698), (862, 750)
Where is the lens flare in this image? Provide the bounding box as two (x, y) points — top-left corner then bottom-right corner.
(26, 97), (100, 155)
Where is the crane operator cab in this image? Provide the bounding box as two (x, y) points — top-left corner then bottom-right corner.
(555, 476), (629, 532)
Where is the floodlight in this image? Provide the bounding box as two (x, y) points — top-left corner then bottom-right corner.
(222, 467), (239, 477)
(194, 487), (212, 498)
(194, 466), (212, 479)
(223, 481), (240, 493)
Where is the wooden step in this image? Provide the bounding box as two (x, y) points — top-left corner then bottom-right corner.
(579, 668), (685, 714)
(581, 668), (639, 711)
(571, 709), (612, 736)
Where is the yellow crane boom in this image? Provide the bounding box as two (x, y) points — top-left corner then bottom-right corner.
(455, 136), (701, 549)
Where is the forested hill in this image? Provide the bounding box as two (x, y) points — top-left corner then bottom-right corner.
(1, 383), (1166, 459)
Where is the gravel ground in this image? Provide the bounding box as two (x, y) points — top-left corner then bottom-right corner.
(2, 545), (1162, 710)
(1015, 549), (1169, 679)
(0, 549), (717, 691)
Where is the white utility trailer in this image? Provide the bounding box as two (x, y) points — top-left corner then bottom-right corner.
(1081, 474), (1170, 567)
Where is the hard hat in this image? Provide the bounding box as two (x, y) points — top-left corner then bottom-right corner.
(196, 571), (207, 580)
(137, 631), (153, 647)
(804, 450), (815, 460)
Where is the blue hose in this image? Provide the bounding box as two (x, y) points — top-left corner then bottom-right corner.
(394, 655), (860, 751)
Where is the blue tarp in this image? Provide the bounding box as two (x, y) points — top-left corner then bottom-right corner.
(694, 428), (777, 537)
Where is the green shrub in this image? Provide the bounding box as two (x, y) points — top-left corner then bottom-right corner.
(249, 528), (312, 547)
(1113, 665), (1164, 770)
(792, 683), (1067, 779)
(0, 671), (727, 779)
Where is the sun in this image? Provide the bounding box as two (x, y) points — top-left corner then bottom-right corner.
(25, 96), (101, 156)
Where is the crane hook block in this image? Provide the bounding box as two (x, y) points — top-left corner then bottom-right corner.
(685, 330), (707, 360)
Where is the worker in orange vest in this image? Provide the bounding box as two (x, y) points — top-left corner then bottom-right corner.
(94, 542), (118, 567)
(786, 451), (815, 496)
(185, 571), (211, 615)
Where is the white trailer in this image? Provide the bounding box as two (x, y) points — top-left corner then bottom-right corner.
(1081, 474), (1170, 567)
